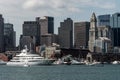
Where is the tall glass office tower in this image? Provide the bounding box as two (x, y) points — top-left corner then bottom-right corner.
(98, 14), (110, 26)
(110, 13), (120, 47)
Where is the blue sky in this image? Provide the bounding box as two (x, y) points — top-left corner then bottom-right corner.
(0, 0), (120, 45)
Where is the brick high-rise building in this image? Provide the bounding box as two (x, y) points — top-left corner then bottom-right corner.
(74, 22), (90, 49)
(58, 18), (73, 48)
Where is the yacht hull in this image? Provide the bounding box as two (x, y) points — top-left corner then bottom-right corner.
(0, 62), (7, 65)
(7, 59), (55, 66)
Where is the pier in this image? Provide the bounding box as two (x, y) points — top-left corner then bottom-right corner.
(60, 48), (120, 63)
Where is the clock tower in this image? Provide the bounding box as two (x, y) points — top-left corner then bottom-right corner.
(88, 13), (98, 52)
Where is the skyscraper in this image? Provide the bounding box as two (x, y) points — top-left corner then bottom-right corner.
(4, 23), (16, 51)
(110, 13), (120, 28)
(23, 21), (40, 37)
(110, 13), (120, 47)
(58, 18), (73, 48)
(36, 16), (54, 35)
(36, 16), (54, 46)
(74, 22), (90, 49)
(112, 28), (120, 47)
(20, 21), (40, 50)
(0, 14), (4, 52)
(88, 13), (98, 52)
(98, 14), (110, 26)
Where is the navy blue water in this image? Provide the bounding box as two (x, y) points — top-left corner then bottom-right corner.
(0, 65), (120, 80)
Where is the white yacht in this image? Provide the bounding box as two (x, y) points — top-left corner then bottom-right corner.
(7, 47), (55, 66)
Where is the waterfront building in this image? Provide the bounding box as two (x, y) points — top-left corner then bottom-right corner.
(97, 14), (110, 26)
(95, 37), (111, 53)
(88, 13), (98, 52)
(74, 22), (90, 49)
(36, 16), (54, 35)
(110, 13), (120, 47)
(89, 13), (112, 53)
(58, 18), (73, 48)
(45, 46), (56, 58)
(0, 14), (5, 52)
(4, 23), (16, 51)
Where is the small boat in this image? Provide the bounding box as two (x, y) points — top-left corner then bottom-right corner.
(85, 60), (101, 66)
(0, 60), (7, 65)
(112, 61), (119, 64)
(53, 59), (63, 65)
(63, 61), (71, 65)
(71, 60), (85, 65)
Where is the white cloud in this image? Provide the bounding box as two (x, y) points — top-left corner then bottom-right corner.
(22, 0), (116, 14)
(68, 7), (82, 13)
(51, 0), (66, 9)
(99, 2), (116, 9)
(23, 0), (48, 10)
(23, 0), (38, 9)
(82, 0), (116, 9)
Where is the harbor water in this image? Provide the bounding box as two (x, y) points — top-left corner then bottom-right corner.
(0, 65), (120, 80)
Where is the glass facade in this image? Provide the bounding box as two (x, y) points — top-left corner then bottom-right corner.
(110, 13), (120, 47)
(4, 23), (16, 50)
(98, 14), (110, 26)
(110, 13), (120, 28)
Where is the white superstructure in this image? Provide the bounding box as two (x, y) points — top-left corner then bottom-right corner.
(7, 47), (55, 66)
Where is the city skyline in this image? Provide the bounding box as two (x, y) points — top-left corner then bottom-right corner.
(0, 0), (120, 45)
